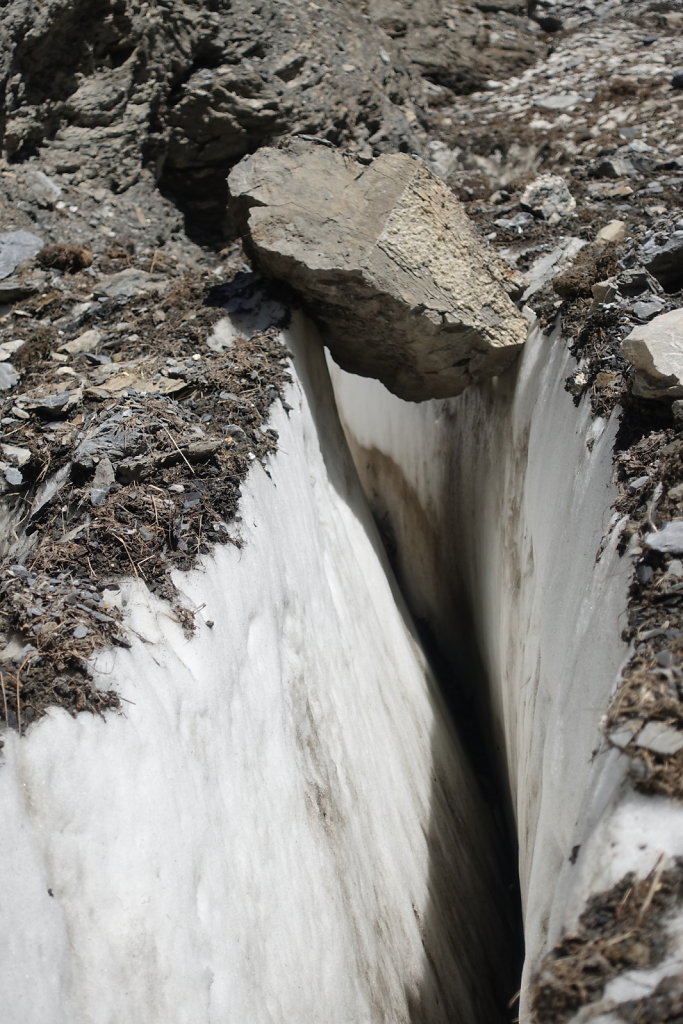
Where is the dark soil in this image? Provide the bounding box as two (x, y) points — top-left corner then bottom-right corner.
(531, 859), (683, 1024)
(0, 251), (291, 732)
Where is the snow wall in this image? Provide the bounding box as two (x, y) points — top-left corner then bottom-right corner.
(0, 314), (514, 1024)
(4, 310), (683, 1024)
(329, 320), (683, 1020)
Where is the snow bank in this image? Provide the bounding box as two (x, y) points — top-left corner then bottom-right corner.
(0, 314), (509, 1024)
(329, 321), (683, 1019)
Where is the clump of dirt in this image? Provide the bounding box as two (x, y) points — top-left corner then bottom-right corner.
(563, 302), (632, 418)
(552, 243), (619, 300)
(37, 243), (93, 273)
(617, 972), (683, 1023)
(603, 429), (683, 797)
(0, 255), (292, 732)
(531, 858), (683, 1024)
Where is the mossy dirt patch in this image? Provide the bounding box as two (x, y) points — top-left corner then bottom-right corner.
(0, 252), (291, 733)
(531, 859), (683, 1024)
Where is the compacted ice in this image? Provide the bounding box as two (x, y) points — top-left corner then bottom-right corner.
(330, 319), (683, 1020)
(0, 315), (510, 1024)
(3, 305), (683, 1024)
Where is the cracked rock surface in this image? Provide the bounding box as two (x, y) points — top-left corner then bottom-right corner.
(229, 141), (527, 401)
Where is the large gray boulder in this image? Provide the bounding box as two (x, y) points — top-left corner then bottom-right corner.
(229, 142), (527, 401)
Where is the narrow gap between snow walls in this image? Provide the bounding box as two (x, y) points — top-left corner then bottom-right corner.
(327, 315), (683, 1024)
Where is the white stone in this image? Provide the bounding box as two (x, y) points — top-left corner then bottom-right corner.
(595, 219), (627, 244)
(622, 308), (683, 399)
(520, 174), (576, 225)
(635, 721), (683, 756)
(58, 328), (101, 354)
(644, 521), (683, 554)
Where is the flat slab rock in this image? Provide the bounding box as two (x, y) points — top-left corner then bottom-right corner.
(229, 142), (527, 401)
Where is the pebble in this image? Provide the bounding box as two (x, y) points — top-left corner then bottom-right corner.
(632, 297), (666, 320)
(645, 522), (683, 555)
(0, 230), (44, 279)
(595, 219), (626, 244)
(0, 363), (20, 390)
(635, 720), (683, 756)
(628, 475), (649, 491)
(636, 563), (653, 584)
(520, 174), (576, 224)
(3, 466), (23, 486)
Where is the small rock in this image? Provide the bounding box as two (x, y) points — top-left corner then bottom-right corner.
(591, 156), (634, 179)
(672, 71), (683, 90)
(21, 389), (83, 415)
(90, 456), (115, 507)
(0, 363), (20, 390)
(645, 522), (683, 555)
(667, 560), (683, 577)
(591, 280), (617, 304)
(595, 220), (627, 245)
(521, 174), (575, 225)
(636, 563), (654, 584)
(535, 92), (583, 111)
(0, 444), (31, 466)
(95, 269), (168, 300)
(494, 212), (534, 231)
(59, 329), (102, 355)
(629, 476), (649, 492)
(617, 268), (658, 297)
(641, 231), (683, 292)
(609, 720), (642, 749)
(73, 625), (90, 640)
(0, 230), (44, 279)
(3, 466), (23, 486)
(635, 720), (683, 756)
(0, 276), (39, 302)
(0, 339), (27, 361)
(632, 297), (666, 320)
(622, 308), (683, 400)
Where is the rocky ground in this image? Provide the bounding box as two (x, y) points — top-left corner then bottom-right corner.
(0, 1), (682, 1020)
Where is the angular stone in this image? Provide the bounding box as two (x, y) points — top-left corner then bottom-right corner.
(635, 721), (683, 757)
(229, 142), (527, 401)
(644, 522), (683, 555)
(642, 230), (683, 292)
(0, 230), (43, 280)
(59, 329), (102, 355)
(595, 220), (627, 245)
(521, 174), (576, 225)
(622, 308), (683, 400)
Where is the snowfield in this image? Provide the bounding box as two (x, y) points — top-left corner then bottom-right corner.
(0, 315), (508, 1024)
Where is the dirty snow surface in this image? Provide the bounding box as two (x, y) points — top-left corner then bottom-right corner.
(0, 316), (508, 1024)
(329, 316), (683, 1022)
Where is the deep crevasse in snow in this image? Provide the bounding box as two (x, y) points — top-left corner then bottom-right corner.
(329, 322), (683, 1020)
(0, 314), (511, 1024)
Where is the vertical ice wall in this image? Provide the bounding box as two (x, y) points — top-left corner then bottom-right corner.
(329, 322), (683, 1019)
(0, 315), (512, 1024)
